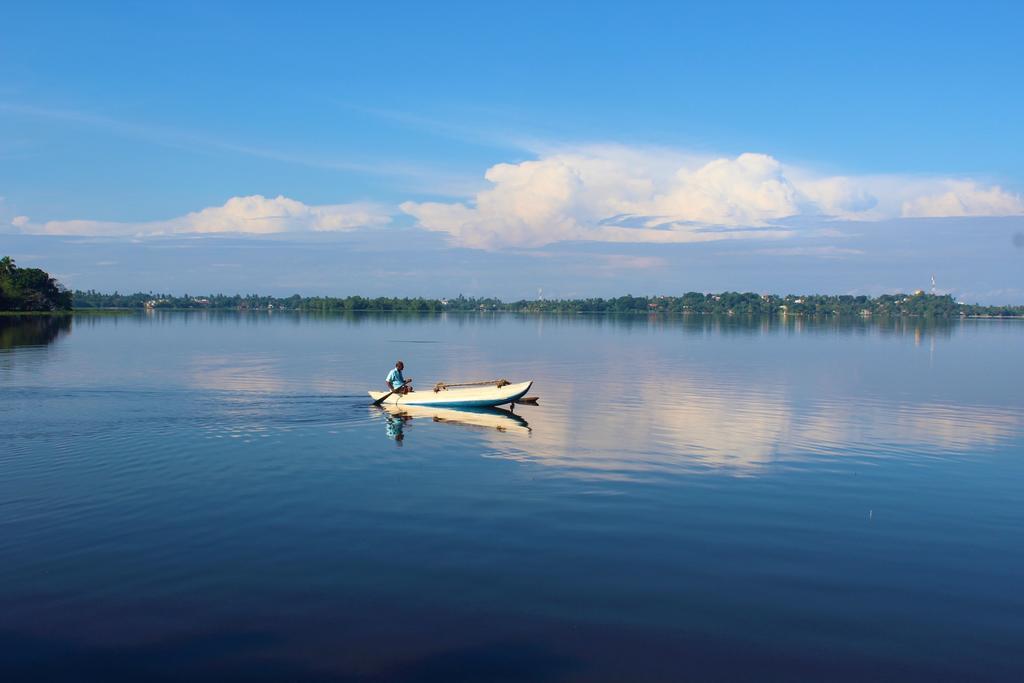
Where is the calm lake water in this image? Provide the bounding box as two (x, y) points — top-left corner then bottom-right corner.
(2, 312), (1022, 682)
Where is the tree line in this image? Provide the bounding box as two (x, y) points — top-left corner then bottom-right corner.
(0, 257), (73, 311)
(69, 289), (1024, 317)
(3, 256), (1022, 317)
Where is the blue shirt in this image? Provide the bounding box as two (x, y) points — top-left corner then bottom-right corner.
(386, 367), (405, 390)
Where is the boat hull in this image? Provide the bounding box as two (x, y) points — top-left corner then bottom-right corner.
(369, 380), (533, 408)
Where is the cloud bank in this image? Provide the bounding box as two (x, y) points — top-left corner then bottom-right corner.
(15, 195), (392, 236)
(8, 147), (1023, 249)
(401, 146), (1024, 248)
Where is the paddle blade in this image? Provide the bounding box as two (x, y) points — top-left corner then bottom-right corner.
(372, 389), (395, 406)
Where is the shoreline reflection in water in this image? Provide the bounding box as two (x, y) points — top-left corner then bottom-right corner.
(0, 314), (72, 349)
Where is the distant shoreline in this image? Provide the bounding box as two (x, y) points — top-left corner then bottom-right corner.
(4, 278), (1024, 317)
(65, 290), (1024, 319)
(4, 308), (1022, 320)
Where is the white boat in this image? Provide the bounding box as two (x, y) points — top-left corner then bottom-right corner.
(369, 380), (533, 408)
(380, 403), (531, 434)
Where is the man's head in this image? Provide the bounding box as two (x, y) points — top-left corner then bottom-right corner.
(396, 360), (404, 371)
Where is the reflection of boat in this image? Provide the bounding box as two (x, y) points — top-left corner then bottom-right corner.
(380, 404), (531, 434)
(369, 380), (533, 408)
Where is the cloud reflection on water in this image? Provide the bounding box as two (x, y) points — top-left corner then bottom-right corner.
(187, 353), (350, 396)
(23, 312), (1011, 481)
(480, 376), (1022, 479)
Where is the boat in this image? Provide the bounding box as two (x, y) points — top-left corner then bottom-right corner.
(368, 380), (533, 408)
(380, 403), (531, 434)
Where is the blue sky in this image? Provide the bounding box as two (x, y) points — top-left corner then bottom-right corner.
(2, 1), (1022, 301)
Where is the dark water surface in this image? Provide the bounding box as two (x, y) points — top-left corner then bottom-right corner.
(2, 312), (1022, 682)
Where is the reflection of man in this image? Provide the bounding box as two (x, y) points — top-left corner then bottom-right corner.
(385, 414), (407, 445)
(385, 360), (412, 395)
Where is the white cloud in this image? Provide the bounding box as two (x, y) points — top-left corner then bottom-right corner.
(797, 177), (879, 218)
(651, 153), (802, 225)
(10, 149), (1023, 247)
(17, 195), (392, 236)
(901, 180), (1024, 218)
(402, 146), (1024, 248)
(401, 150), (800, 249)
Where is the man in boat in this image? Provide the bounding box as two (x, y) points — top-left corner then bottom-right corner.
(385, 360), (412, 395)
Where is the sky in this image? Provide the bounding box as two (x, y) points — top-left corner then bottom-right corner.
(2, 1), (1022, 302)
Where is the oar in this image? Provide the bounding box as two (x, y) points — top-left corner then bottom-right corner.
(372, 380), (410, 406)
(372, 388), (398, 406)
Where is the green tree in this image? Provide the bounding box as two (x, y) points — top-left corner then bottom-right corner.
(0, 256), (74, 311)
